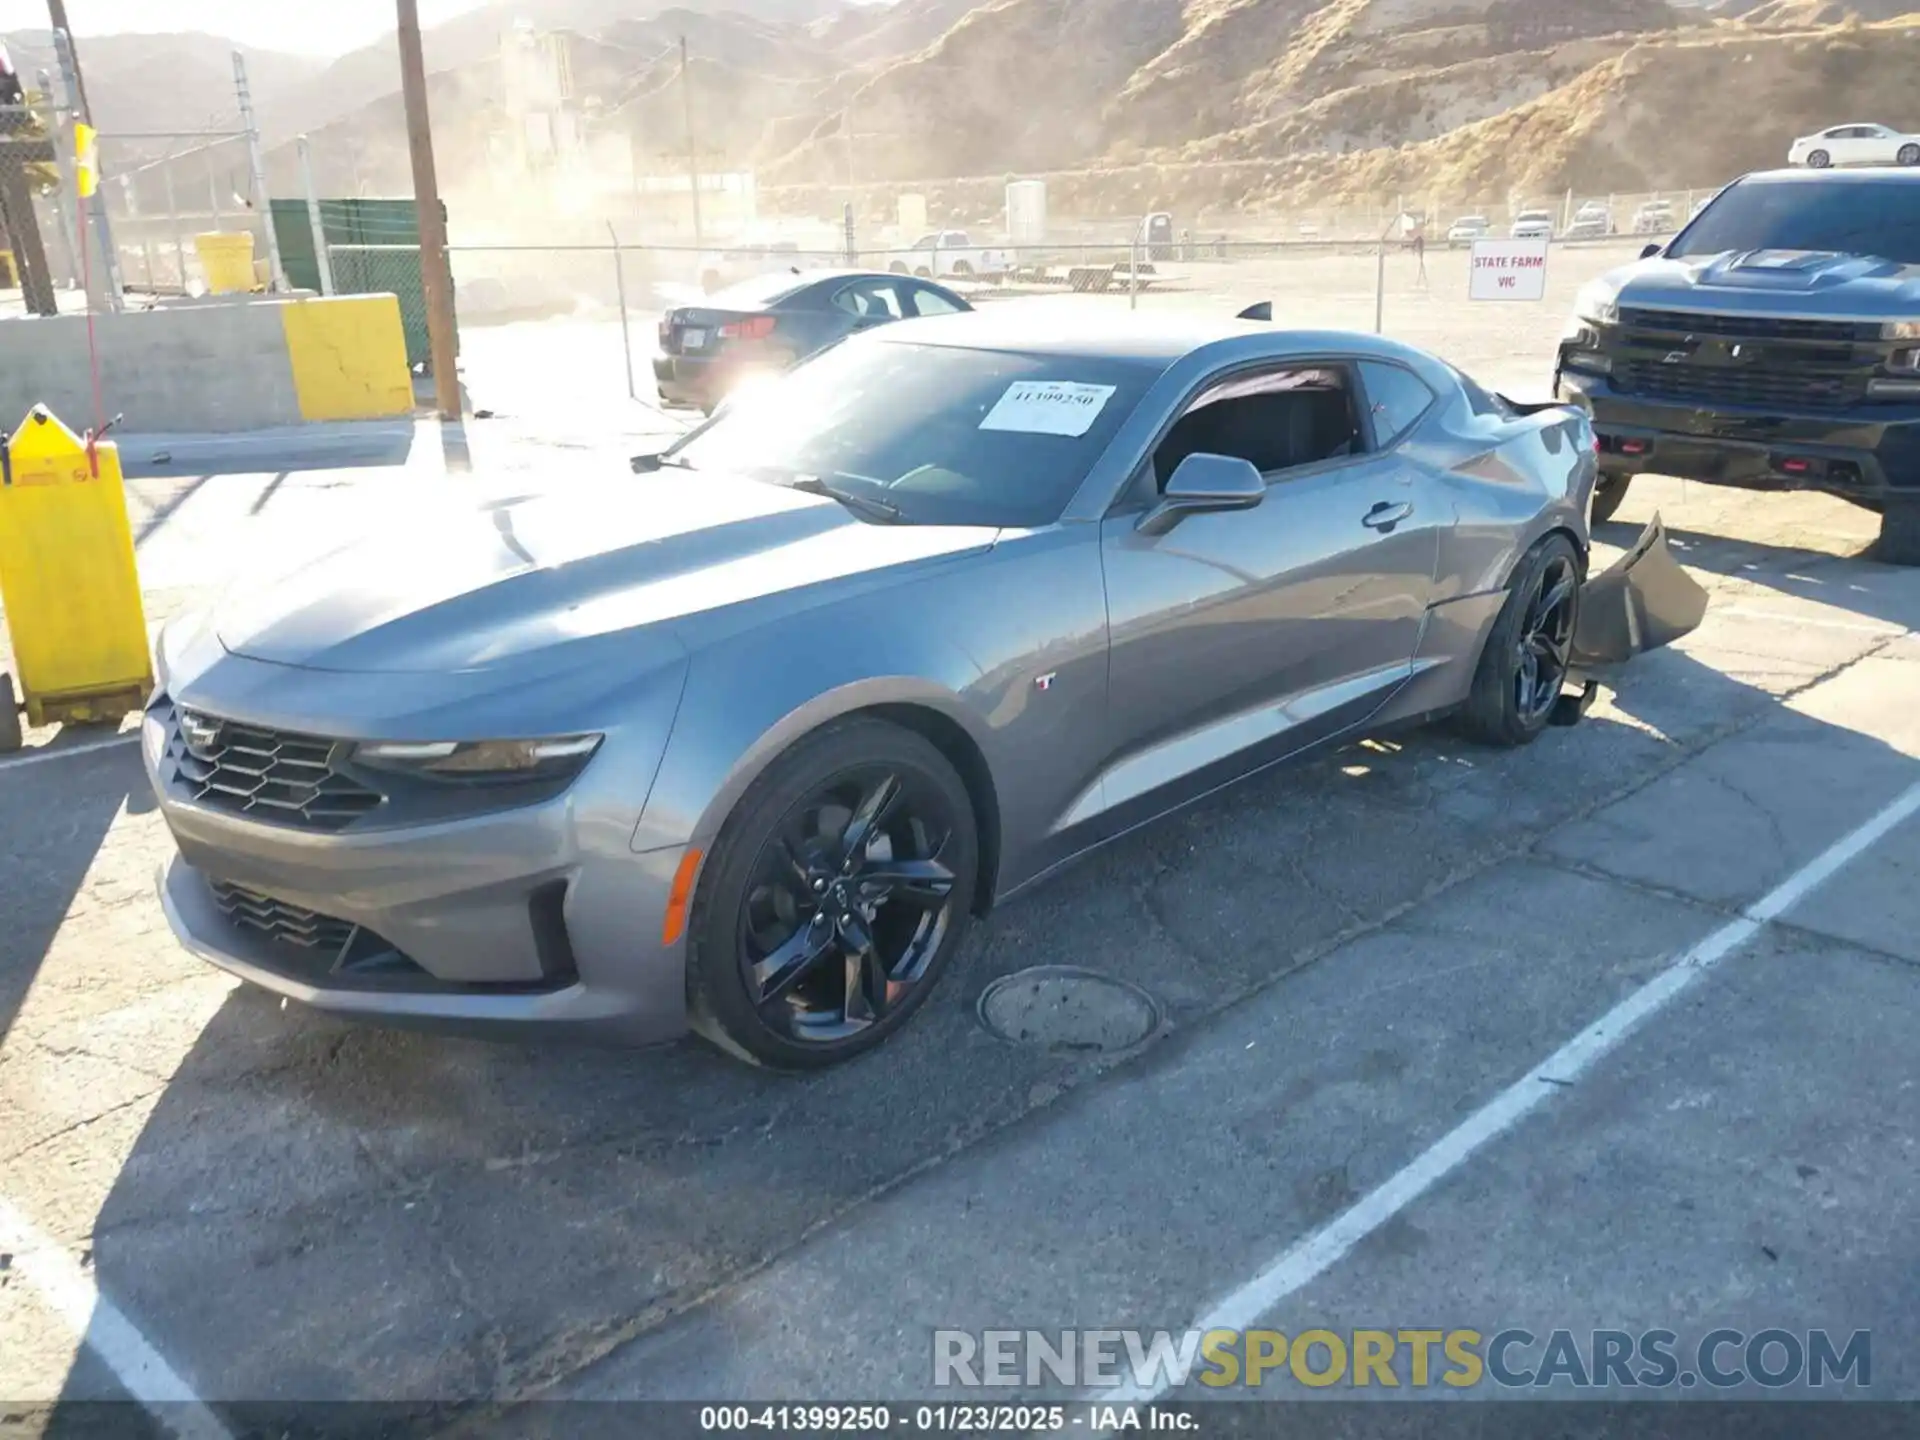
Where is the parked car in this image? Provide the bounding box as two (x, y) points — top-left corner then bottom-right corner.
(654, 268), (972, 413)
(1554, 167), (1920, 559)
(886, 230), (1013, 280)
(697, 241), (804, 295)
(1566, 204), (1614, 240)
(145, 310), (1704, 1068)
(1446, 216), (1490, 247)
(1788, 122), (1920, 170)
(1632, 200), (1676, 235)
(1511, 209), (1556, 240)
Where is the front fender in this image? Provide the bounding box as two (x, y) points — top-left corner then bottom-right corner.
(1569, 513), (1708, 676)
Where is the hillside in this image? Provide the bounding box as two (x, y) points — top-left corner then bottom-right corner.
(0, 29), (324, 133)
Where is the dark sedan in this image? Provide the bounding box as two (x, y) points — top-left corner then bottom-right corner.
(653, 268), (974, 413)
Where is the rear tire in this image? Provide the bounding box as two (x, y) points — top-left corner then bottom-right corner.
(1590, 470), (1633, 526)
(0, 673), (21, 754)
(1876, 495), (1920, 566)
(685, 718), (979, 1070)
(1456, 533), (1584, 749)
(1808, 149), (1832, 169)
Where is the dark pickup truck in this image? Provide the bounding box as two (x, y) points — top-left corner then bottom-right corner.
(1553, 168), (1920, 562)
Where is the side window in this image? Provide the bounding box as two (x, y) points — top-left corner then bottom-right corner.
(1358, 361), (1437, 448)
(909, 285), (965, 317)
(1150, 365), (1363, 492)
(831, 280), (907, 320)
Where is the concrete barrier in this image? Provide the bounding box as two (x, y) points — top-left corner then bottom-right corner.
(0, 295), (415, 434)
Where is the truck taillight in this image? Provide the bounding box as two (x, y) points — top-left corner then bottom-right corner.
(720, 316), (777, 341)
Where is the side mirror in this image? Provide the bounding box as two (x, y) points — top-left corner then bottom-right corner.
(1639, 242), (1662, 261)
(1136, 453), (1265, 537)
(630, 452), (664, 473)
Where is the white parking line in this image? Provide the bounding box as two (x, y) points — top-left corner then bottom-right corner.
(1715, 606), (1908, 637)
(1100, 777), (1920, 1408)
(0, 733), (140, 774)
(0, 1199), (232, 1440)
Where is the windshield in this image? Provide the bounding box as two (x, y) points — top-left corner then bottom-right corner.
(662, 339), (1158, 528)
(1669, 176), (1920, 265)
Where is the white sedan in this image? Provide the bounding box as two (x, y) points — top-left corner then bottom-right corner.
(1788, 122), (1920, 169)
(1511, 210), (1556, 240)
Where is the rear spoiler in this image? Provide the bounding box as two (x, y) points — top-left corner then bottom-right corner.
(1498, 394), (1581, 417)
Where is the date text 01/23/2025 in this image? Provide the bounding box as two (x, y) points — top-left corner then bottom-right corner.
(697, 1404), (1197, 1432)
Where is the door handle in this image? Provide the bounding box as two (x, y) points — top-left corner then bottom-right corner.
(1363, 501), (1413, 531)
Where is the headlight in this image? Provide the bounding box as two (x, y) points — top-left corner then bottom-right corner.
(1572, 280), (1619, 327)
(354, 734), (603, 782)
(1882, 321), (1920, 340)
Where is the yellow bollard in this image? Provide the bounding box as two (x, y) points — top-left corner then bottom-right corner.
(0, 405), (153, 747)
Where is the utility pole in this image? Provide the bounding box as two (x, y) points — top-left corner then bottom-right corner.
(43, 1), (91, 123)
(396, 0), (462, 420)
(678, 36), (703, 255)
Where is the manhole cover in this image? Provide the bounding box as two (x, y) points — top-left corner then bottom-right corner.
(977, 967), (1161, 1055)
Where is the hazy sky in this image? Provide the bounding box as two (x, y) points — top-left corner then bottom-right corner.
(0, 0), (486, 56)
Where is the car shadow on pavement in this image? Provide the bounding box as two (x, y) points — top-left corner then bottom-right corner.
(39, 623), (1920, 1423)
(0, 747), (152, 1054)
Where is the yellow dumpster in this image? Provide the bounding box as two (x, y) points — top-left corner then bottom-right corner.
(0, 406), (153, 750)
(194, 231), (256, 295)
(0, 250), (16, 289)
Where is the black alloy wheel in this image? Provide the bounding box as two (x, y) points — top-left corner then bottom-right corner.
(1514, 552), (1579, 727)
(1458, 533), (1584, 748)
(687, 719), (978, 1068)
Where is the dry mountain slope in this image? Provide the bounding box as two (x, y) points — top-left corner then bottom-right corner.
(1230, 18), (1920, 208)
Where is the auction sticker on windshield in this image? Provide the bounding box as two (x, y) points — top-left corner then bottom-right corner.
(979, 381), (1117, 438)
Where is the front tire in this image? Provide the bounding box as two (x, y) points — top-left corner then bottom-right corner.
(1876, 495), (1920, 566)
(1807, 149), (1832, 169)
(1457, 534), (1583, 749)
(1590, 470), (1633, 526)
(1901, 144), (1920, 166)
(686, 718), (979, 1070)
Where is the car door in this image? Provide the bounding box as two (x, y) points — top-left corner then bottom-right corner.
(1836, 126), (1875, 164)
(1090, 361), (1442, 830)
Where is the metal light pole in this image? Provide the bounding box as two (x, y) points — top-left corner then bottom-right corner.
(297, 134), (334, 295)
(43, 0), (91, 122)
(396, 0), (462, 420)
(234, 51), (286, 291)
(678, 36), (703, 254)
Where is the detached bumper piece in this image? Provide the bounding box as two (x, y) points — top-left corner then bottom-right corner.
(1553, 515), (1709, 724)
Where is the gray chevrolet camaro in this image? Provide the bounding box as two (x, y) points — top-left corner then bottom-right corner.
(145, 309), (1706, 1068)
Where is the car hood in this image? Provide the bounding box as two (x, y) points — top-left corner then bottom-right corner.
(212, 471), (999, 674)
(1604, 249), (1920, 315)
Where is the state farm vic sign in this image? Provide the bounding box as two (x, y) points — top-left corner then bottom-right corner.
(1468, 238), (1550, 301)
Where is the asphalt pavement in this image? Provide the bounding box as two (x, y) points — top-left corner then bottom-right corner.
(2, 251), (1919, 1431)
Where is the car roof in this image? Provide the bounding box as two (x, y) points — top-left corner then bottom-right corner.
(868, 308), (1434, 367)
(1741, 166), (1920, 186)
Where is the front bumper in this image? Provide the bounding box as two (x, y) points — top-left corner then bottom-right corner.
(1570, 514), (1709, 677)
(147, 717), (694, 1044)
(1557, 367), (1920, 501)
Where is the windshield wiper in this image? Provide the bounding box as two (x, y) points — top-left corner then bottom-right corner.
(788, 475), (903, 524)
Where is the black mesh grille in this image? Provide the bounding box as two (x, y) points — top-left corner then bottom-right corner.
(208, 880), (358, 953)
(162, 703), (383, 832)
(1616, 308), (1882, 344)
(1614, 360), (1863, 412)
